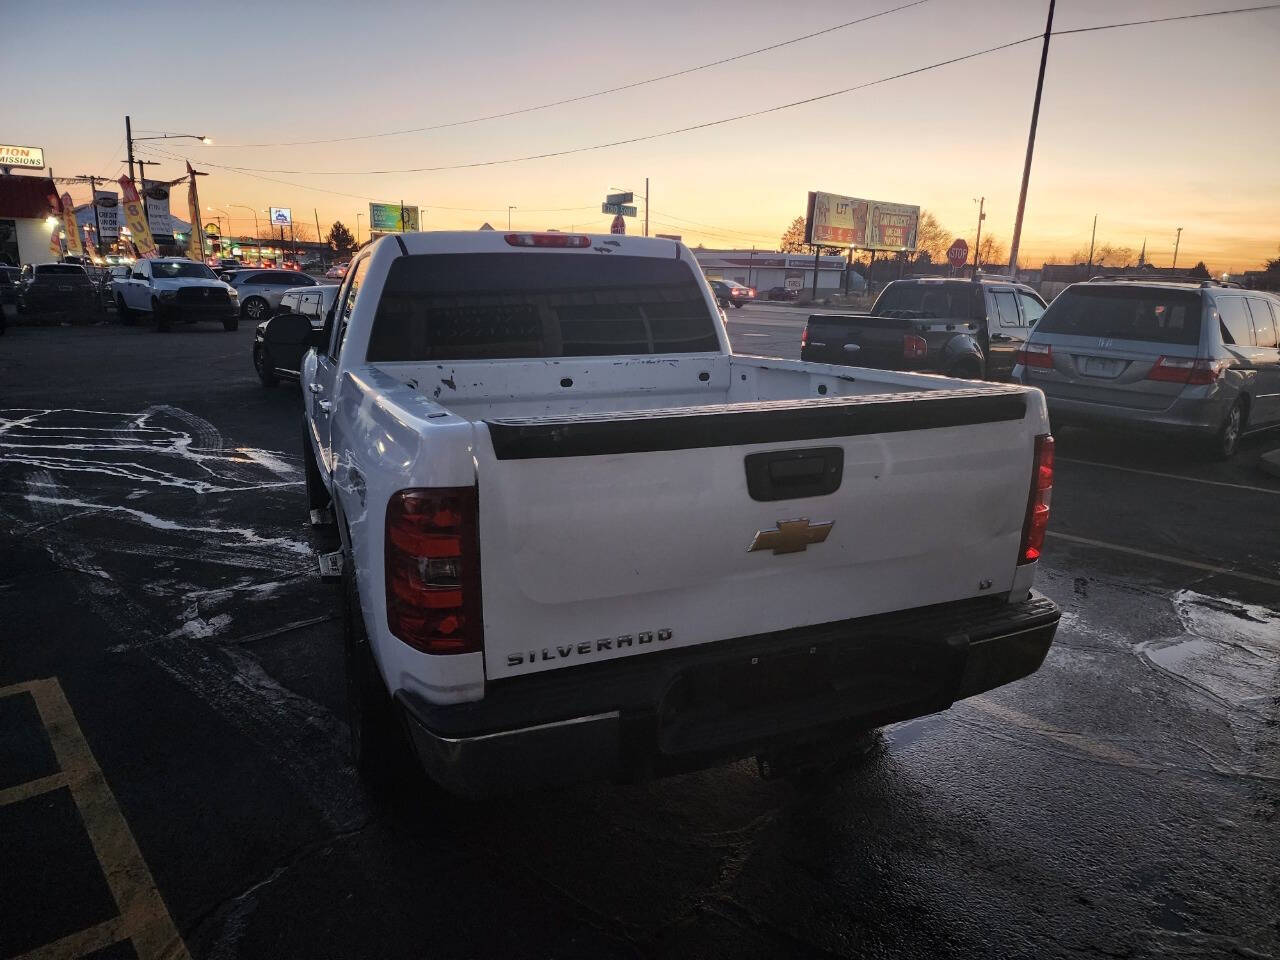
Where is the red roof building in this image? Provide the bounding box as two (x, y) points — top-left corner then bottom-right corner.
(0, 174), (60, 266)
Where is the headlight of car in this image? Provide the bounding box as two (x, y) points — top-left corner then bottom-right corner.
(227, 287), (239, 299)
(159, 289), (178, 300)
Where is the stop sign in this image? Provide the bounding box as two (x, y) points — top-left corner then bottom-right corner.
(947, 238), (969, 267)
(610, 214), (626, 235)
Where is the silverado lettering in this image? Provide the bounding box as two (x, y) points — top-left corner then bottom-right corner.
(506, 628), (674, 667)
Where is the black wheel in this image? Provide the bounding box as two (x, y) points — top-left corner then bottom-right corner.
(255, 345), (279, 386)
(153, 299), (170, 332)
(223, 315), (239, 332)
(1209, 398), (1244, 460)
(948, 361), (981, 380)
(343, 553), (407, 788)
(732, 301), (745, 309)
(241, 296), (269, 322)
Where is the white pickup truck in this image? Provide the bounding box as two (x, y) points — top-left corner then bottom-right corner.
(111, 257), (239, 331)
(301, 230), (1060, 795)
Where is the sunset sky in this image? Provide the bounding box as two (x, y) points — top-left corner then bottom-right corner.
(5, 0), (1278, 272)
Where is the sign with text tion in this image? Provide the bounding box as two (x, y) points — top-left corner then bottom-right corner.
(0, 144), (44, 169)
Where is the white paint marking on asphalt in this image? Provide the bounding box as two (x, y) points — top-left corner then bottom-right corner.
(1047, 531), (1280, 588)
(1057, 457), (1280, 496)
(741, 333), (771, 337)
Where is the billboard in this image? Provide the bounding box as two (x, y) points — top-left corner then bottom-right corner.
(0, 144), (45, 169)
(369, 202), (420, 233)
(269, 207), (292, 226)
(93, 190), (120, 238)
(805, 191), (919, 252)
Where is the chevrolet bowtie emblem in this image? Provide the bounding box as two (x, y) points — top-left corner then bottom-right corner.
(747, 518), (833, 555)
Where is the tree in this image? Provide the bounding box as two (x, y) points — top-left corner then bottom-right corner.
(912, 209), (951, 264)
(327, 221), (356, 258)
(779, 215), (842, 255)
(968, 233), (1006, 268)
(1189, 261), (1211, 279)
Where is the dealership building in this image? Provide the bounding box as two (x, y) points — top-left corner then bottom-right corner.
(692, 248), (859, 294)
(0, 174), (59, 266)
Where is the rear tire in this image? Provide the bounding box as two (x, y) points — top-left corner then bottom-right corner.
(948, 360), (981, 380)
(153, 299), (170, 332)
(242, 296), (269, 322)
(223, 315), (239, 332)
(1209, 398), (1244, 460)
(343, 554), (407, 789)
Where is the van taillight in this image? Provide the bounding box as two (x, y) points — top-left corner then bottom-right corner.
(1146, 356), (1224, 386)
(385, 488), (483, 655)
(903, 335), (928, 360)
(504, 232), (591, 248)
(1016, 342), (1053, 368)
(1018, 434), (1054, 565)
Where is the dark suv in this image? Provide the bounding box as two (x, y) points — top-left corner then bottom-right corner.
(801, 275), (1047, 380)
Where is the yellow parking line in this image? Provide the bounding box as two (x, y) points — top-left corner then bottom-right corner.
(0, 771), (71, 807)
(0, 679), (190, 960)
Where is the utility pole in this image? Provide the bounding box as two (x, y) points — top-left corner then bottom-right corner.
(315, 209), (324, 267)
(973, 196), (985, 273)
(125, 115), (136, 185)
(1007, 0), (1055, 280)
(1172, 227), (1183, 270)
(1086, 214), (1097, 272)
(644, 177), (649, 238)
(78, 174), (103, 254)
(508, 205), (516, 230)
(133, 160), (158, 226)
(355, 213), (362, 246)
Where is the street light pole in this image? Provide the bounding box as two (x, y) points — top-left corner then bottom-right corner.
(356, 213), (362, 246)
(1172, 227), (1183, 270)
(125, 115), (136, 186)
(230, 203), (258, 238)
(1007, 0), (1056, 279)
(508, 206), (516, 230)
(972, 196), (985, 273)
(1087, 214), (1097, 272)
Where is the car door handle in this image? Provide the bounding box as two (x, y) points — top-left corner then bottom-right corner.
(308, 382), (324, 394)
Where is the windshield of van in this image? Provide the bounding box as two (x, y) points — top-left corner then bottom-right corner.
(1036, 287), (1202, 345)
(366, 253), (720, 361)
(873, 282), (982, 319)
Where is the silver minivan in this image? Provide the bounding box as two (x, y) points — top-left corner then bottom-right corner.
(1015, 279), (1280, 458)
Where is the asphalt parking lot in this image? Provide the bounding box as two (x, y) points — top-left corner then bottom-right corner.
(2, 308), (1278, 960)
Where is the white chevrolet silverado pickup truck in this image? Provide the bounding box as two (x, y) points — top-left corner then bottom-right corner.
(301, 230), (1060, 795)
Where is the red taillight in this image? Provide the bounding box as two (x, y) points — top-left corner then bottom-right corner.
(801, 326), (809, 347)
(1146, 355), (1224, 386)
(385, 487), (483, 654)
(504, 232), (591, 248)
(903, 335), (928, 361)
(1016, 342), (1053, 369)
(1018, 434), (1054, 564)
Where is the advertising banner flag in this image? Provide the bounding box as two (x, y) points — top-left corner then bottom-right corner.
(61, 192), (83, 256)
(93, 190), (120, 238)
(186, 163), (204, 263)
(49, 194), (63, 257)
(118, 176), (158, 257)
(142, 181), (173, 239)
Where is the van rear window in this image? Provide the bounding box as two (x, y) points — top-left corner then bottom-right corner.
(1035, 287), (1202, 345)
(366, 253), (720, 361)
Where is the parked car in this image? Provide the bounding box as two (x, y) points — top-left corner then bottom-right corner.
(1015, 278), (1280, 458)
(217, 258), (242, 273)
(300, 230), (1060, 795)
(111, 258), (239, 332)
(1, 264), (20, 305)
(709, 279), (756, 308)
(254, 284), (340, 385)
(766, 286), (800, 301)
(801, 276), (1047, 381)
(16, 263), (101, 322)
(225, 268), (318, 321)
(325, 262), (349, 279)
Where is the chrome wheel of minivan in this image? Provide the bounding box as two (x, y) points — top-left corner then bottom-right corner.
(1214, 399), (1243, 460)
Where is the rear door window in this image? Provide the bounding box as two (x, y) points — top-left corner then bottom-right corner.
(1035, 286), (1203, 345)
(1216, 297), (1254, 346)
(1246, 298), (1278, 348)
(331, 258), (369, 359)
(993, 290), (1024, 328)
(366, 253), (720, 362)
(1018, 291), (1046, 325)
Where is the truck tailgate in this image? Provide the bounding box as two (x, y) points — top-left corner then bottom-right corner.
(475, 387), (1035, 680)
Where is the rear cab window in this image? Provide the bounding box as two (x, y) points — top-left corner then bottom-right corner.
(365, 253), (720, 362)
(1036, 286), (1204, 345)
(873, 282), (983, 321)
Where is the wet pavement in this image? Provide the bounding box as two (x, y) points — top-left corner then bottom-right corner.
(1, 317), (1278, 959)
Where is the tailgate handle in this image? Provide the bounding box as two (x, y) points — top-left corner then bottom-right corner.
(745, 447), (844, 502)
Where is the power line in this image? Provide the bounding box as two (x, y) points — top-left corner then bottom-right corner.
(198, 0), (933, 149)
(191, 2), (1280, 178)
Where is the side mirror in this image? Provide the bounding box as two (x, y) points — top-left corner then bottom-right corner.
(263, 312), (313, 347)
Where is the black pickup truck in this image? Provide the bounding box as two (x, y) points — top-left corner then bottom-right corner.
(801, 276), (1048, 380)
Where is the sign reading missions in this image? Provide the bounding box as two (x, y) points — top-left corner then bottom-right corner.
(805, 191), (920, 253)
(0, 144), (45, 169)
